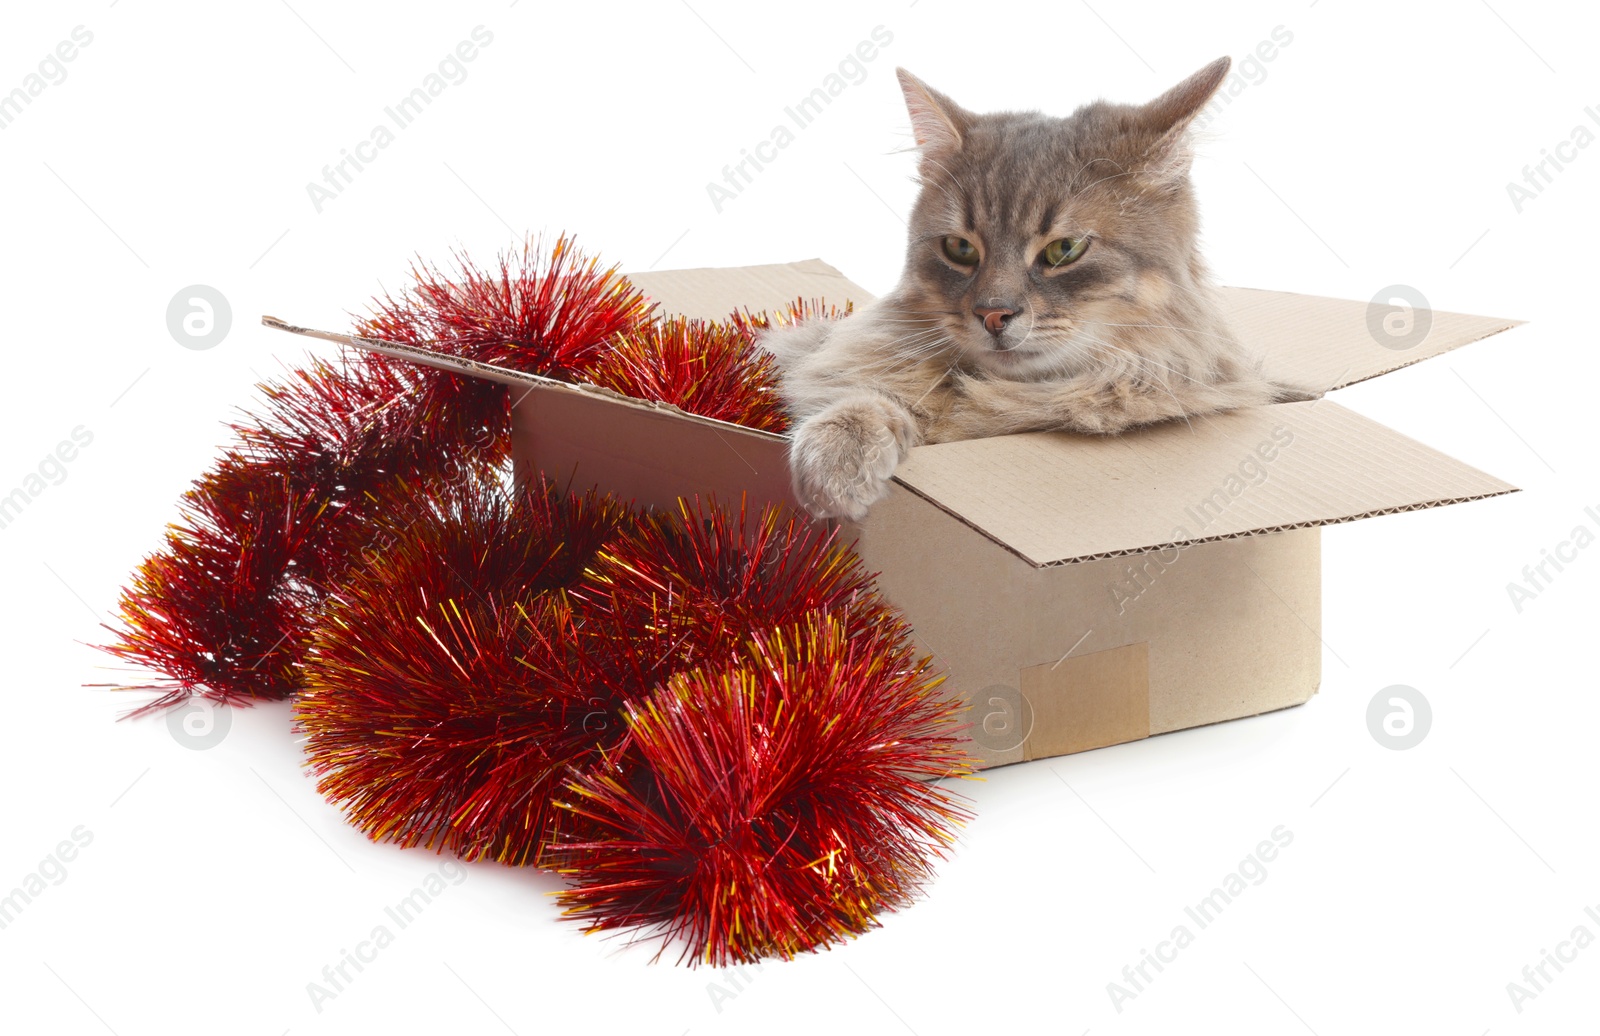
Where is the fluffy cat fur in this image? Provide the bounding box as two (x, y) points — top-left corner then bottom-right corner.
(761, 57), (1314, 520)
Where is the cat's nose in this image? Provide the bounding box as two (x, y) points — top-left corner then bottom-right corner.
(973, 306), (1016, 336)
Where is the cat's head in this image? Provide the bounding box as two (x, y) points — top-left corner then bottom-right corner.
(895, 59), (1232, 379)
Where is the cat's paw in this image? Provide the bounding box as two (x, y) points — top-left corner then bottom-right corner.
(789, 396), (916, 520)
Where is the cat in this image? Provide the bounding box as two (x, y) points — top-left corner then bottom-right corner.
(759, 57), (1315, 521)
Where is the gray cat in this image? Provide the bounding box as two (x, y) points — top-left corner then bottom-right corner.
(761, 57), (1310, 520)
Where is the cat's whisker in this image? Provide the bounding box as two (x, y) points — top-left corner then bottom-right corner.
(1068, 156), (1131, 194)
(872, 336), (956, 379)
(1007, 316), (1043, 357)
(915, 155), (972, 218)
(872, 324), (947, 344)
(874, 345), (949, 375)
(843, 326), (949, 370)
(910, 364), (959, 411)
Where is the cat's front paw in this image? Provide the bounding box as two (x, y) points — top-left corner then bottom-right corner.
(789, 396), (916, 520)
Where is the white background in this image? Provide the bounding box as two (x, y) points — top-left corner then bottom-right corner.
(2, 1), (1595, 1033)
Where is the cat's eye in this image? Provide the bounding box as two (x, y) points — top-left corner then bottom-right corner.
(941, 236), (980, 267)
(1042, 237), (1089, 267)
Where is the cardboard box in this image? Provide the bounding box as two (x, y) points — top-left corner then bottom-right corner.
(266, 259), (1520, 769)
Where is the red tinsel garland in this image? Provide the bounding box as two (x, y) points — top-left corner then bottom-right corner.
(98, 237), (972, 965)
(102, 357), (509, 713)
(358, 236), (647, 379)
(589, 316), (788, 433)
(101, 236), (648, 714)
(552, 615), (969, 966)
(295, 476), (970, 961)
(297, 476), (629, 866)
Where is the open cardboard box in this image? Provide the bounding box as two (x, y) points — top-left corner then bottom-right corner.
(266, 259), (1521, 769)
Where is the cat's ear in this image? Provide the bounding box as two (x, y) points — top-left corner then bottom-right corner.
(1136, 56), (1231, 183)
(896, 68), (971, 159)
(1142, 56), (1231, 136)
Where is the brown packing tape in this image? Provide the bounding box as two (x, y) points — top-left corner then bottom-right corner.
(1020, 642), (1151, 759)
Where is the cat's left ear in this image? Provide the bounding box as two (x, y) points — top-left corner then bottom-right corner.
(1137, 56), (1231, 182)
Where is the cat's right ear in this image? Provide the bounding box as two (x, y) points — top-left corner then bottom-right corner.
(896, 69), (970, 159)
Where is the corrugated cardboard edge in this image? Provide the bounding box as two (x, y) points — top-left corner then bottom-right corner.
(258, 315), (786, 446)
(888, 477), (1518, 568)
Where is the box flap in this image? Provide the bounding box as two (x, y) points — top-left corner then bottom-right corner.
(627, 258), (876, 321)
(889, 400), (1517, 567)
(1218, 286), (1522, 393)
(259, 316), (785, 443)
(509, 379), (796, 514)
